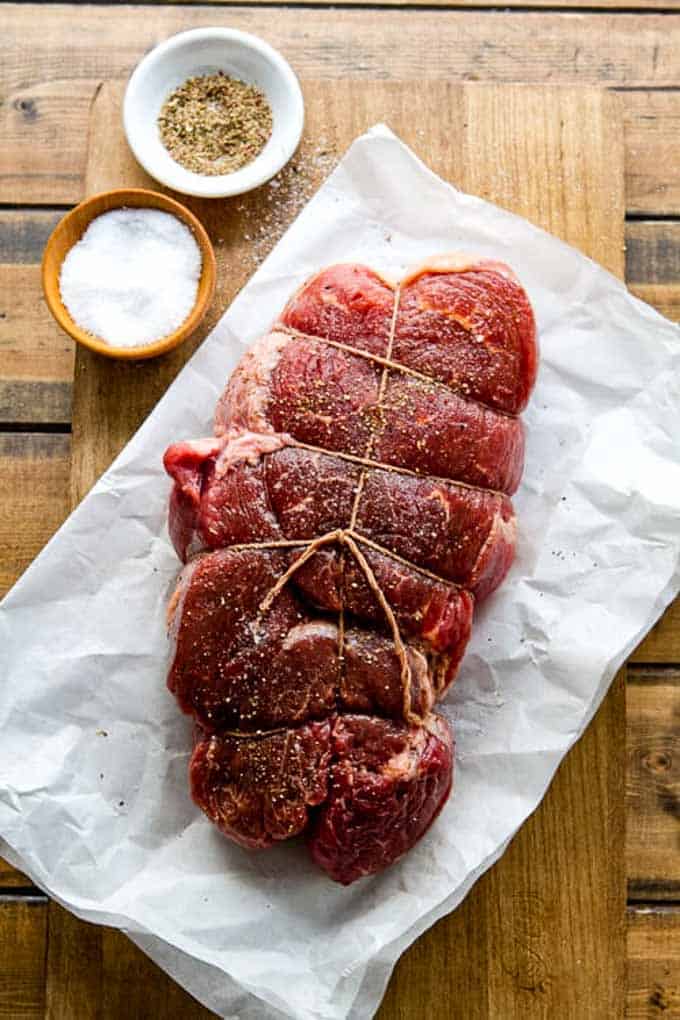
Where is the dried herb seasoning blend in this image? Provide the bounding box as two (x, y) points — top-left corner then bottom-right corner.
(158, 72), (273, 176)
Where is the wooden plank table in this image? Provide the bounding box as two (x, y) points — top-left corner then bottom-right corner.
(1, 4), (679, 1017)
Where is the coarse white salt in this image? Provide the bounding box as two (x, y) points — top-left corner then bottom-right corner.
(59, 207), (202, 348)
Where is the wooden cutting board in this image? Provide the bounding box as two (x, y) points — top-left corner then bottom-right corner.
(65, 80), (626, 1019)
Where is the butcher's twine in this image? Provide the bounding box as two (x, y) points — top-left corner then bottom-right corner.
(246, 288), (434, 727)
(209, 286), (517, 728)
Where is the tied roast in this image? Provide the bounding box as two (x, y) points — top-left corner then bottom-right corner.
(164, 258), (537, 884)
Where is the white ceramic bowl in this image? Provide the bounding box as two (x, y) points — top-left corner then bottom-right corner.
(123, 28), (304, 198)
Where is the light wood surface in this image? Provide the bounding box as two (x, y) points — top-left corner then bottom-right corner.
(1, 2), (679, 1016)
(61, 78), (629, 1020)
(4, 8), (680, 212)
(45, 904), (212, 1020)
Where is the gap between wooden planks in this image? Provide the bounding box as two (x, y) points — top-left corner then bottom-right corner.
(44, 79), (628, 1019)
(2, 7), (680, 213)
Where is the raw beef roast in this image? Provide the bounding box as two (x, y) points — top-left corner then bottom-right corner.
(164, 257), (537, 884)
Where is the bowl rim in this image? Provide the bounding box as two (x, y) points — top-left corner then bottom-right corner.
(41, 186), (217, 361)
(123, 27), (305, 199)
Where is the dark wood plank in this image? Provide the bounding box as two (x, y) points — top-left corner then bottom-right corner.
(379, 884), (492, 1019)
(0, 897), (47, 1019)
(627, 219), (680, 321)
(627, 220), (680, 283)
(0, 859), (33, 890)
(45, 905), (100, 1020)
(0, 432), (71, 596)
(45, 904), (215, 1020)
(627, 906), (680, 1018)
(2, 7), (680, 212)
(0, 210), (62, 263)
(627, 669), (680, 901)
(0, 380), (71, 426)
(486, 675), (626, 1016)
(70, 78), (626, 1020)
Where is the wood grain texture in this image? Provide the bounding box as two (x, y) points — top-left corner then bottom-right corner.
(45, 904), (215, 1020)
(607, 219), (680, 667)
(380, 671), (627, 1019)
(0, 261), (74, 422)
(627, 220), (680, 284)
(627, 907), (680, 1018)
(0, 432), (70, 597)
(2, 7), (680, 213)
(0, 211), (75, 419)
(627, 670), (680, 901)
(0, 6), (674, 88)
(0, 897), (47, 1019)
(0, 211), (62, 263)
(0, 379), (71, 427)
(624, 90), (680, 216)
(0, 859), (32, 889)
(630, 284), (680, 323)
(66, 79), (627, 1018)
(630, 603), (680, 663)
(627, 220), (680, 323)
(0, 431), (71, 891)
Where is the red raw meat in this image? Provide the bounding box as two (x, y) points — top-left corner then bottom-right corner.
(281, 263), (395, 356)
(215, 331), (525, 494)
(168, 548), (441, 731)
(164, 256), (537, 882)
(375, 373), (525, 495)
(191, 721), (332, 849)
(164, 434), (516, 600)
(308, 714), (454, 885)
(394, 256), (537, 414)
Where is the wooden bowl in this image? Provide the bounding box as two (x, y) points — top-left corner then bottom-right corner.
(42, 187), (217, 360)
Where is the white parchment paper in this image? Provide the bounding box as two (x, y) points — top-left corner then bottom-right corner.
(2, 125), (680, 1020)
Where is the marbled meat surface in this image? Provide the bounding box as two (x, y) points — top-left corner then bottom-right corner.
(164, 256), (537, 884)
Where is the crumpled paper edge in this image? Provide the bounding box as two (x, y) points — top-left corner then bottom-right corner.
(0, 123), (678, 1020)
